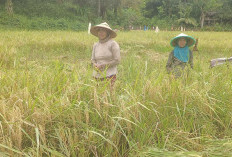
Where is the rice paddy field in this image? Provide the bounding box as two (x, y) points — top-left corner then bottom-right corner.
(0, 30), (232, 156)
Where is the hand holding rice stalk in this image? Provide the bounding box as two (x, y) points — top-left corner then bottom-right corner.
(193, 38), (199, 51)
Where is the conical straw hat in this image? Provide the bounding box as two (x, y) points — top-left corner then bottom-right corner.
(90, 22), (117, 38)
(170, 33), (196, 47)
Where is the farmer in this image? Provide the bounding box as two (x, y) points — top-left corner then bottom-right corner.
(90, 22), (120, 88)
(166, 33), (196, 78)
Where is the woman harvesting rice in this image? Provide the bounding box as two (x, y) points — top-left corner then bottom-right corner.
(166, 33), (196, 78)
(90, 22), (121, 88)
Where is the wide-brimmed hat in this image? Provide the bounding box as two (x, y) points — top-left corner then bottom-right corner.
(170, 33), (196, 47)
(90, 22), (117, 38)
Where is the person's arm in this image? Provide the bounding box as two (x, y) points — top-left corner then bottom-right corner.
(104, 41), (121, 68)
(91, 43), (97, 68)
(92, 43), (105, 71)
(166, 51), (173, 73)
(189, 51), (193, 69)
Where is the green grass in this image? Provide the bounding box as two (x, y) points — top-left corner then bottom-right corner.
(0, 30), (232, 156)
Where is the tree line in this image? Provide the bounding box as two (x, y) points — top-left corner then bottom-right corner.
(2, 0), (232, 30)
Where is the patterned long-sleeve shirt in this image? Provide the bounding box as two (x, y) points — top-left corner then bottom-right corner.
(166, 50), (193, 77)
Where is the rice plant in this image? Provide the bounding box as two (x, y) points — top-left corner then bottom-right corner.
(0, 30), (231, 156)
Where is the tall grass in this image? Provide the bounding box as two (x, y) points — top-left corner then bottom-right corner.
(0, 30), (232, 156)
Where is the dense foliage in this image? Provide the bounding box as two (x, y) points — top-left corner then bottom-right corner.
(1, 0), (232, 31)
